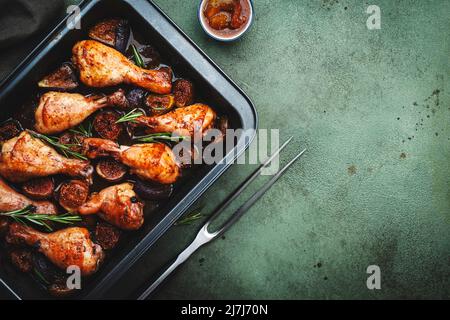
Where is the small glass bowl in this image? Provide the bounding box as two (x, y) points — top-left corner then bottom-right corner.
(198, 0), (254, 42)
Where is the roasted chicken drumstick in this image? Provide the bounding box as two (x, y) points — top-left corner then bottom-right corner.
(0, 131), (93, 183)
(78, 183), (144, 230)
(35, 89), (128, 134)
(82, 138), (179, 184)
(6, 223), (103, 276)
(135, 103), (216, 138)
(72, 40), (172, 94)
(0, 177), (58, 214)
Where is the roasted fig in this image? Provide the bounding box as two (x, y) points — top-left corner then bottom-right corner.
(95, 222), (121, 250)
(93, 111), (123, 140)
(10, 249), (33, 273)
(58, 132), (85, 154)
(22, 177), (55, 200)
(88, 18), (131, 53)
(173, 79), (194, 108)
(145, 94), (175, 115)
(137, 45), (161, 69)
(96, 158), (127, 182)
(126, 88), (146, 109)
(56, 180), (89, 212)
(133, 178), (173, 200)
(106, 88), (129, 109)
(38, 63), (79, 90)
(0, 119), (22, 143)
(160, 66), (173, 81)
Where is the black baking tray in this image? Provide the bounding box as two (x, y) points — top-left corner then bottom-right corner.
(0, 0), (257, 299)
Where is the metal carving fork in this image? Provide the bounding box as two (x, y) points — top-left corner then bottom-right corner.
(138, 137), (306, 300)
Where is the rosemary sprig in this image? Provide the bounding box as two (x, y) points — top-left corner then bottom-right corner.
(116, 108), (144, 124)
(131, 44), (145, 68)
(133, 132), (188, 143)
(28, 130), (87, 160)
(175, 207), (204, 226)
(0, 205), (82, 232)
(33, 268), (50, 285)
(69, 120), (93, 138)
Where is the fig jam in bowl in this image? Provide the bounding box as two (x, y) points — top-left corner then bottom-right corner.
(199, 0), (254, 42)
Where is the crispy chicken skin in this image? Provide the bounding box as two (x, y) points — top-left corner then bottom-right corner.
(0, 131), (93, 183)
(6, 223), (103, 276)
(82, 138), (180, 184)
(35, 89), (128, 134)
(72, 40), (172, 94)
(135, 103), (216, 138)
(0, 177), (58, 214)
(78, 183), (144, 230)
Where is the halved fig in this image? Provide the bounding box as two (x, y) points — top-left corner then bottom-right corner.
(133, 178), (173, 200)
(22, 177), (55, 200)
(58, 132), (84, 154)
(127, 44), (162, 69)
(88, 18), (131, 53)
(145, 94), (175, 115)
(0, 119), (22, 143)
(173, 79), (194, 108)
(38, 63), (78, 90)
(96, 158), (127, 182)
(56, 180), (89, 212)
(93, 111), (123, 140)
(106, 88), (129, 109)
(126, 88), (146, 109)
(160, 66), (173, 81)
(95, 221), (121, 250)
(138, 45), (161, 69)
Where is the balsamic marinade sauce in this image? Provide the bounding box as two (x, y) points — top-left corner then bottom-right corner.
(202, 0), (251, 38)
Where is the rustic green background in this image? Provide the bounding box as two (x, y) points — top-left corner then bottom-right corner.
(68, 0), (448, 299)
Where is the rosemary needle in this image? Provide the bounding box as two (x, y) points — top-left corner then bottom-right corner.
(175, 208), (204, 226)
(131, 44), (146, 68)
(33, 268), (50, 285)
(133, 132), (188, 143)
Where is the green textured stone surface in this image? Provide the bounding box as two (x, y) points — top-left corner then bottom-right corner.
(72, 0), (449, 299)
